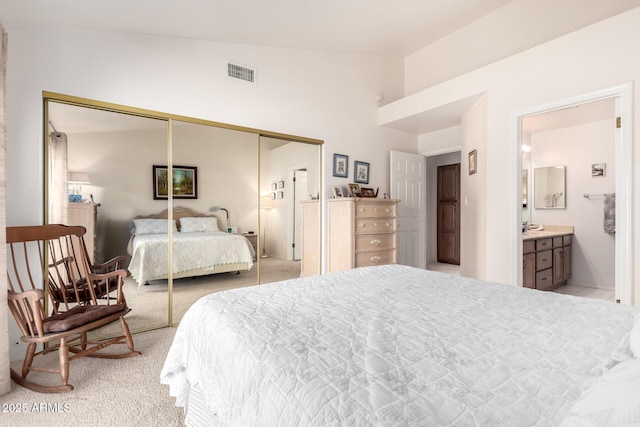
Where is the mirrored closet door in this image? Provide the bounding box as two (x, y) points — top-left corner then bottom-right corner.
(44, 92), (322, 333)
(47, 100), (171, 337)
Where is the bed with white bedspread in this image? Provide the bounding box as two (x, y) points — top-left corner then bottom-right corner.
(161, 265), (640, 426)
(127, 207), (254, 286)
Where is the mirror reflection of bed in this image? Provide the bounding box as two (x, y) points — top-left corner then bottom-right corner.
(47, 96), (321, 336)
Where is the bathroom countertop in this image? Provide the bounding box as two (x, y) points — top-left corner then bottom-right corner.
(522, 225), (574, 240)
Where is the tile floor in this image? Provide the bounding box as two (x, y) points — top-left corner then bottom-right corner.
(427, 262), (615, 302)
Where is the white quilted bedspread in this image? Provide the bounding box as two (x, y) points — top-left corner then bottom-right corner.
(160, 265), (638, 426)
(128, 231), (254, 285)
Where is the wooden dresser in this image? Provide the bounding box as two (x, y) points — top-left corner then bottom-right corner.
(327, 198), (399, 272)
(67, 202), (99, 264)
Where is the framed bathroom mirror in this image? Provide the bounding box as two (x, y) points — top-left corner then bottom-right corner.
(534, 166), (566, 209)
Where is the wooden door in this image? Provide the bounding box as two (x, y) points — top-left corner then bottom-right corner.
(437, 164), (460, 264)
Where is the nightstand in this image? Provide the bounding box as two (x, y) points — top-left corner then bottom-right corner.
(242, 233), (258, 260)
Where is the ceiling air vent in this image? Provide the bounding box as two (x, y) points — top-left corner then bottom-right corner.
(227, 62), (256, 84)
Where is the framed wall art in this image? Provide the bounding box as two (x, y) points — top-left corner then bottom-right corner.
(333, 153), (348, 178)
(354, 161), (369, 184)
(468, 150), (477, 175)
(153, 165), (198, 200)
(591, 163), (606, 177)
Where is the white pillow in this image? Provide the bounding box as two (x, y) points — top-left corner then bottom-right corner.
(179, 217), (219, 233)
(133, 218), (177, 235)
(560, 358), (640, 426)
(629, 312), (640, 358)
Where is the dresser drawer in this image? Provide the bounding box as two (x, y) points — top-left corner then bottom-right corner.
(355, 234), (395, 251)
(355, 249), (396, 267)
(536, 250), (553, 271)
(536, 238), (552, 251)
(355, 218), (396, 234)
(536, 268), (554, 290)
(552, 237), (563, 248)
(355, 203), (395, 218)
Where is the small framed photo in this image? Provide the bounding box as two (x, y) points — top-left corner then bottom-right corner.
(332, 185), (344, 198)
(333, 153), (348, 178)
(153, 165), (198, 200)
(277, 180), (285, 189)
(354, 161), (370, 184)
(361, 187), (376, 197)
(271, 192), (276, 200)
(348, 183), (361, 197)
(468, 150), (477, 175)
(277, 191), (283, 199)
(271, 182), (277, 191)
(592, 163), (606, 177)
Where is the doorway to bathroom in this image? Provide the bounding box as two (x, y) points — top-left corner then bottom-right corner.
(512, 83), (632, 304)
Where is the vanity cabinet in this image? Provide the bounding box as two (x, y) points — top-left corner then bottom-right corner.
(523, 233), (572, 291)
(327, 198), (399, 272)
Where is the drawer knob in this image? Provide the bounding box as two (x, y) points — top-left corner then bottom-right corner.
(359, 223), (365, 228)
(385, 208), (390, 213)
(385, 222), (391, 227)
(370, 256), (381, 262)
(359, 208), (365, 213)
(370, 239), (381, 246)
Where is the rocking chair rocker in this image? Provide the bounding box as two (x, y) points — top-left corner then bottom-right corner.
(6, 224), (140, 393)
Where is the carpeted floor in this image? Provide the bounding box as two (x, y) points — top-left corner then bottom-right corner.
(2, 327), (184, 427)
(1, 257), (302, 426)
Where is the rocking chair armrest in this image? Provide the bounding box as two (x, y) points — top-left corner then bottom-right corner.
(87, 269), (128, 304)
(8, 288), (44, 304)
(92, 255), (127, 273)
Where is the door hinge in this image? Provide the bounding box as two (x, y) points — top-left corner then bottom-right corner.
(616, 117), (621, 128)
(292, 243), (295, 248)
(616, 299), (621, 304)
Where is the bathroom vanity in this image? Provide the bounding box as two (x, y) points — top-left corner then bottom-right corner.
(522, 226), (573, 291)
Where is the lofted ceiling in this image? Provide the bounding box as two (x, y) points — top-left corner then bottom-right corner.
(0, 0), (514, 56)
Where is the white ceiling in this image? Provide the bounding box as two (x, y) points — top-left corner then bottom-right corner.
(522, 98), (615, 134)
(0, 0), (514, 56)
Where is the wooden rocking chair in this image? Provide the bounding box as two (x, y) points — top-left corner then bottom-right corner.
(6, 224), (141, 393)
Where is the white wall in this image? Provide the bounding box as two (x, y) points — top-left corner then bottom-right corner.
(403, 0), (640, 94)
(530, 119), (616, 290)
(4, 24), (416, 233)
(418, 126), (462, 154)
(388, 7), (640, 305)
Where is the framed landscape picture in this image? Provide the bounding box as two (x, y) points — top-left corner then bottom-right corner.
(153, 165), (198, 199)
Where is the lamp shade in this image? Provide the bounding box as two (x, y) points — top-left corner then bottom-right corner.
(260, 196), (274, 210)
(68, 171), (91, 184)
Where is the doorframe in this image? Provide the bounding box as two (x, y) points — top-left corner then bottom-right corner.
(508, 83), (633, 304)
(287, 164), (307, 261)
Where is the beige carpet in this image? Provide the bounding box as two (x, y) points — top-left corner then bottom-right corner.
(1, 257), (302, 426)
(2, 327), (184, 426)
